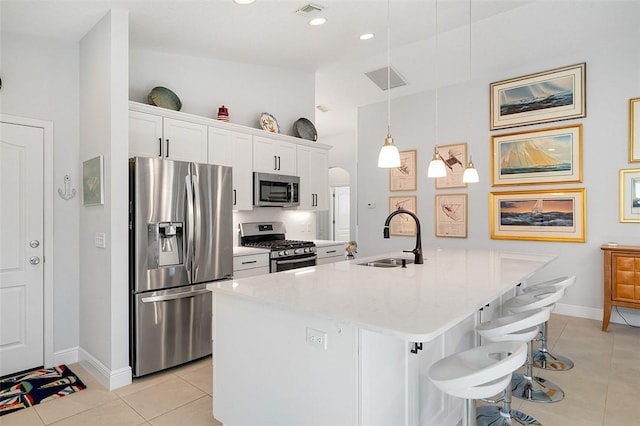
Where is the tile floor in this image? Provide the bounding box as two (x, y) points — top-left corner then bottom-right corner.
(1, 314), (638, 425)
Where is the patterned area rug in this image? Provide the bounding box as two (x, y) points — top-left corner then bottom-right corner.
(0, 365), (86, 416)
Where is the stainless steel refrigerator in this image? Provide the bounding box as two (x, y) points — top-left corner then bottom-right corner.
(129, 157), (233, 377)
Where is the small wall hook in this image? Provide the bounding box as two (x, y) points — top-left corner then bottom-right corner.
(57, 174), (77, 200)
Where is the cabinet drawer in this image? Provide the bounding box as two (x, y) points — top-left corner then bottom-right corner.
(233, 253), (269, 271)
(317, 245), (343, 259)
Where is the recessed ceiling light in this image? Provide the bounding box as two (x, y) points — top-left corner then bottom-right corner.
(233, 0), (255, 5)
(360, 33), (375, 41)
(309, 17), (327, 26)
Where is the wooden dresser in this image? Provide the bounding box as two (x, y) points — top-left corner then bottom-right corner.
(601, 244), (640, 331)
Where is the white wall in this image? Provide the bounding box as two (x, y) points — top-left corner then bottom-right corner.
(129, 48), (315, 138)
(357, 1), (640, 324)
(79, 9), (131, 389)
(0, 32), (81, 354)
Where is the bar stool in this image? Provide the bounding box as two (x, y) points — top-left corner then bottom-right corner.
(476, 307), (551, 425)
(427, 341), (527, 426)
(520, 276), (576, 371)
(502, 284), (566, 403)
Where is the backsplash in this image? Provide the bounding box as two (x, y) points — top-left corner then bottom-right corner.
(233, 209), (317, 245)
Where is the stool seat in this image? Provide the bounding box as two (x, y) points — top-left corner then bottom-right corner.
(521, 276), (575, 294)
(477, 307), (550, 342)
(428, 341), (527, 399)
(503, 285), (565, 313)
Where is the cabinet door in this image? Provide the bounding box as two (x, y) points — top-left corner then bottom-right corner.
(208, 127), (232, 166)
(163, 117), (208, 162)
(230, 132), (253, 211)
(253, 136), (297, 175)
(129, 110), (163, 158)
(297, 145), (328, 210)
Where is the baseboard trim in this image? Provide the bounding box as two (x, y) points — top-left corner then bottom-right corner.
(52, 347), (79, 367)
(554, 302), (640, 326)
(78, 348), (132, 390)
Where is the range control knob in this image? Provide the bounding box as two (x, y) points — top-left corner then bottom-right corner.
(283, 250), (289, 256)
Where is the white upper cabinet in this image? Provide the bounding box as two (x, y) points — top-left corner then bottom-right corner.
(253, 135), (297, 176)
(129, 110), (208, 162)
(297, 144), (328, 210)
(208, 127), (253, 211)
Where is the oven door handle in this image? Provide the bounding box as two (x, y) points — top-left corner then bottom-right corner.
(276, 255), (317, 265)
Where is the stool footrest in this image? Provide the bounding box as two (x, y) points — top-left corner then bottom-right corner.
(532, 349), (574, 371)
(512, 373), (564, 403)
(477, 405), (542, 425)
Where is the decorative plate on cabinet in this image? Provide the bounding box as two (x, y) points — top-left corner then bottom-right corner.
(148, 87), (182, 111)
(293, 117), (318, 141)
(259, 112), (280, 133)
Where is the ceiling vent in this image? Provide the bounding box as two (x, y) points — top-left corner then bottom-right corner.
(295, 3), (324, 17)
(365, 66), (408, 91)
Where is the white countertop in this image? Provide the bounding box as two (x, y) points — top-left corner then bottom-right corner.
(210, 248), (556, 342)
(313, 240), (346, 247)
(233, 246), (270, 256)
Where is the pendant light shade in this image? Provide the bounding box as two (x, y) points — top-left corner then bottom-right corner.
(427, 147), (447, 178)
(377, 0), (401, 168)
(462, 156), (479, 183)
(378, 133), (401, 167)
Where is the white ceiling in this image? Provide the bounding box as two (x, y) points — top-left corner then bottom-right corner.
(1, 0), (534, 136)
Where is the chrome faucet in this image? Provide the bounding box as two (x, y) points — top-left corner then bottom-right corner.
(383, 208), (423, 264)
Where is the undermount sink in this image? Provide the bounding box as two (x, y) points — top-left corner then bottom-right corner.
(357, 257), (414, 268)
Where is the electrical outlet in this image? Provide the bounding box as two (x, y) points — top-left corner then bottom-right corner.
(306, 327), (327, 350)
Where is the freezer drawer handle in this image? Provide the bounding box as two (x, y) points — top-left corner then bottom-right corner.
(141, 289), (210, 303)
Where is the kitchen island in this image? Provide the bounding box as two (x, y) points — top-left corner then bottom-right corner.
(208, 248), (556, 425)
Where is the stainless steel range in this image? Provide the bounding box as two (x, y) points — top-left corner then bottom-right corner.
(239, 222), (316, 273)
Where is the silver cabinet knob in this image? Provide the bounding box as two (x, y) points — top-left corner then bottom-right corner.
(30, 240), (40, 248)
(29, 256), (41, 265)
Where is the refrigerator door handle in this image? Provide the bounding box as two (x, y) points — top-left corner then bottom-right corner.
(192, 173), (202, 264)
(185, 174), (194, 279)
(141, 288), (210, 303)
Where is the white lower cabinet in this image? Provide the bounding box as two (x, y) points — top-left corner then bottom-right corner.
(208, 127), (253, 210)
(233, 252), (269, 278)
(297, 144), (328, 210)
(316, 243), (344, 265)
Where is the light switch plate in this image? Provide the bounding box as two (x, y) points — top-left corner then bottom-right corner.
(94, 232), (106, 249)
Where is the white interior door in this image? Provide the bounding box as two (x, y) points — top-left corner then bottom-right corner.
(333, 186), (350, 242)
(0, 122), (44, 376)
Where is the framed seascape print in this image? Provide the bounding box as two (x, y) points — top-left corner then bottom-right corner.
(619, 168), (640, 222)
(490, 63), (586, 130)
(390, 150), (417, 191)
(435, 193), (468, 238)
(388, 196), (417, 236)
(630, 98), (640, 162)
(435, 143), (468, 189)
(489, 188), (586, 242)
(82, 155), (104, 206)
(491, 124), (582, 186)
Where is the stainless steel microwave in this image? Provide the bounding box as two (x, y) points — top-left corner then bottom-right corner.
(253, 172), (300, 207)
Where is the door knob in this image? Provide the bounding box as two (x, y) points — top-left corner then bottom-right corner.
(29, 256), (41, 265)
(30, 240), (40, 248)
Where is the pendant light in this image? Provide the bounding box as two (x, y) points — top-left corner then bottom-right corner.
(462, 0), (479, 183)
(427, 0), (446, 178)
(377, 0), (401, 168)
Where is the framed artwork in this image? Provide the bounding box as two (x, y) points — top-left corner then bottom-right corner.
(82, 155), (104, 206)
(489, 188), (586, 242)
(388, 196), (417, 236)
(491, 124), (582, 186)
(435, 143), (467, 189)
(390, 150), (417, 191)
(619, 168), (640, 222)
(630, 98), (640, 162)
(435, 193), (468, 238)
(490, 63), (586, 130)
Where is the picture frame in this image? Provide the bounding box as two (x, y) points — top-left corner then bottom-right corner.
(435, 193), (468, 238)
(491, 124), (582, 186)
(435, 143), (468, 189)
(630, 98), (640, 162)
(82, 155), (104, 206)
(619, 168), (640, 222)
(490, 63), (586, 130)
(388, 196), (417, 236)
(390, 150), (417, 191)
(489, 188), (586, 242)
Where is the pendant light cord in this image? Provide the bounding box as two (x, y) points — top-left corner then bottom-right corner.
(435, 0), (439, 149)
(387, 0), (391, 137)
